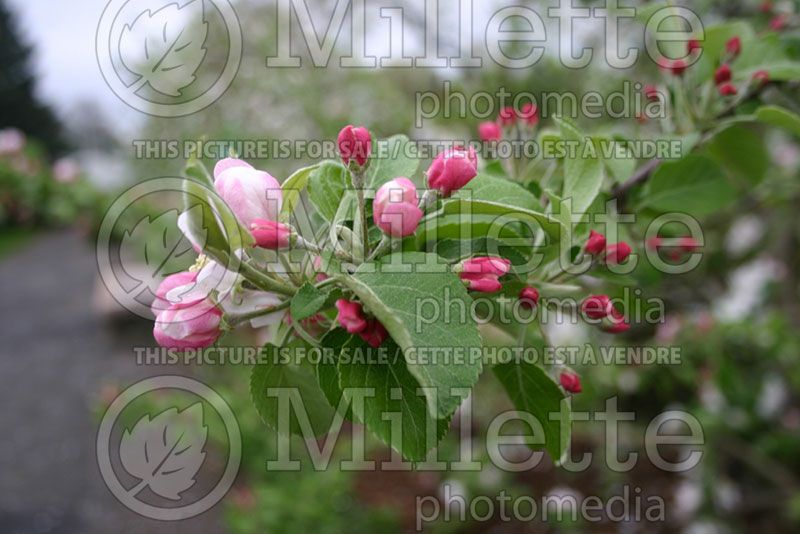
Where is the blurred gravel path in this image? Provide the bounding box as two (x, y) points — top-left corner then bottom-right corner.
(0, 230), (226, 534)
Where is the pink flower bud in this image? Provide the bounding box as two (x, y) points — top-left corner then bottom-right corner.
(478, 121), (502, 142)
(498, 107), (517, 126)
(457, 256), (511, 293)
(603, 309), (631, 334)
(752, 70), (770, 86)
(604, 242), (632, 264)
(426, 146), (478, 197)
(770, 14), (787, 31)
(372, 177), (423, 237)
(358, 318), (389, 348)
(714, 64), (732, 85)
(251, 219), (292, 249)
(679, 236), (700, 252)
(152, 271), (199, 316)
(718, 83), (738, 96)
(335, 299), (368, 334)
(519, 286), (540, 309)
(313, 255), (328, 282)
(643, 85), (660, 102)
(726, 36), (742, 58)
(658, 58), (687, 76)
(519, 103), (539, 126)
(582, 295), (613, 320)
(687, 39), (702, 54)
(153, 299), (222, 350)
(214, 159), (282, 229)
(585, 230), (607, 256)
(646, 237), (662, 250)
(337, 125), (372, 167)
(559, 371), (582, 393)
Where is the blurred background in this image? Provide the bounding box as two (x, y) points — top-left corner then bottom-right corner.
(1, 0), (799, 532)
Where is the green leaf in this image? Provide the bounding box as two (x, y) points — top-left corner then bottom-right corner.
(493, 361), (571, 463)
(316, 329), (353, 416)
(555, 117), (603, 214)
(184, 158), (214, 187)
(429, 199), (562, 240)
(180, 178), (253, 261)
(339, 336), (450, 461)
(366, 135), (420, 188)
(704, 125), (768, 185)
(280, 164), (318, 220)
(340, 252), (482, 418)
(290, 283), (329, 322)
(453, 174), (542, 211)
(308, 161), (350, 221)
(755, 106), (800, 138)
(251, 344), (337, 437)
(639, 155), (736, 217)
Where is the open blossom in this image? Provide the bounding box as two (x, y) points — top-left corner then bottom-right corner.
(559, 371), (582, 393)
(457, 256), (511, 293)
(770, 14), (788, 31)
(426, 146), (478, 197)
(604, 242), (632, 264)
(582, 295), (613, 320)
(373, 177), (423, 237)
(251, 219), (292, 249)
(585, 230), (607, 255)
(153, 299), (223, 349)
(519, 286), (540, 309)
(337, 125), (371, 167)
(214, 158), (282, 229)
(152, 271), (199, 316)
(478, 121), (502, 142)
(336, 299), (368, 334)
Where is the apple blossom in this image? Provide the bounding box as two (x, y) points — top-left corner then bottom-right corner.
(582, 295), (613, 320)
(372, 177), (423, 237)
(214, 158), (282, 228)
(251, 219), (292, 250)
(585, 230), (607, 256)
(336, 299), (368, 334)
(478, 121), (502, 142)
(559, 371), (582, 393)
(426, 146), (478, 197)
(153, 299), (223, 349)
(519, 286), (540, 309)
(152, 271), (199, 316)
(337, 125), (372, 167)
(714, 64), (732, 85)
(604, 242), (632, 264)
(457, 256), (511, 293)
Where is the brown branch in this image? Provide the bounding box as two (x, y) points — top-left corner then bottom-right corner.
(611, 158), (661, 201)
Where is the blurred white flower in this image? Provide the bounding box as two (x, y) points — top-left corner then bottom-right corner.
(0, 128), (25, 155)
(53, 158), (81, 183)
(756, 374), (788, 419)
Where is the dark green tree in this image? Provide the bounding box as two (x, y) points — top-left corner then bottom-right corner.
(0, 0), (66, 155)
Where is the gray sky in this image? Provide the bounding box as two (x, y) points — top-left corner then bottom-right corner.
(7, 0), (138, 128)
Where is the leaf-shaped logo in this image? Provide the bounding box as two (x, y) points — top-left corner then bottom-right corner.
(119, 206), (206, 296)
(119, 0), (209, 97)
(119, 403), (208, 501)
